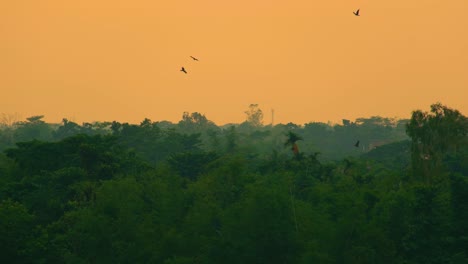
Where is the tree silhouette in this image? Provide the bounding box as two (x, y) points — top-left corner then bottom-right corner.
(406, 102), (467, 184)
(244, 104), (264, 127)
(284, 131), (303, 157)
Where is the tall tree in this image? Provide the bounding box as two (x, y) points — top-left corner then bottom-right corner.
(14, 115), (52, 142)
(178, 112), (216, 134)
(406, 103), (467, 184)
(285, 131), (303, 157)
(244, 104), (264, 127)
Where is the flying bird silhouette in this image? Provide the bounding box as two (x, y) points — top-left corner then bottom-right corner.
(180, 67), (187, 74)
(190, 56), (199, 61)
(353, 9), (360, 16)
(354, 140), (360, 148)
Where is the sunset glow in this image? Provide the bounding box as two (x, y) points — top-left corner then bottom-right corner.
(1, 0), (467, 125)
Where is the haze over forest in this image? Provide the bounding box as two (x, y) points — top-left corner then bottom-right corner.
(0, 102), (467, 263)
(1, 103), (413, 162)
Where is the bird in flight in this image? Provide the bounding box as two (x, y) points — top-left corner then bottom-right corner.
(353, 9), (360, 16)
(354, 140), (360, 148)
(180, 67), (187, 74)
(190, 56), (199, 61)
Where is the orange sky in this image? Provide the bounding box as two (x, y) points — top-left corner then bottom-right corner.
(1, 0), (467, 125)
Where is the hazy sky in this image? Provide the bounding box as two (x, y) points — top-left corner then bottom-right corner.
(1, 1), (467, 125)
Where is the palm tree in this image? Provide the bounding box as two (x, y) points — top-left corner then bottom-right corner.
(284, 131), (303, 157)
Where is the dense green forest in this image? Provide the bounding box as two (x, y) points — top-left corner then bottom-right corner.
(0, 103), (466, 263)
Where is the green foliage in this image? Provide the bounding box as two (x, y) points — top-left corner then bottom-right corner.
(406, 102), (467, 184)
(167, 151), (219, 180)
(5, 134), (130, 179)
(362, 140), (411, 170)
(225, 126), (238, 153)
(178, 112), (218, 134)
(13, 115), (53, 143)
(0, 103), (466, 263)
(0, 200), (36, 263)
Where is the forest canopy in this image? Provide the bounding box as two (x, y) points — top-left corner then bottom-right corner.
(0, 102), (466, 263)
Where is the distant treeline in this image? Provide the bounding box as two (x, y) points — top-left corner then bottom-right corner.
(0, 106), (410, 162)
(0, 103), (466, 263)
